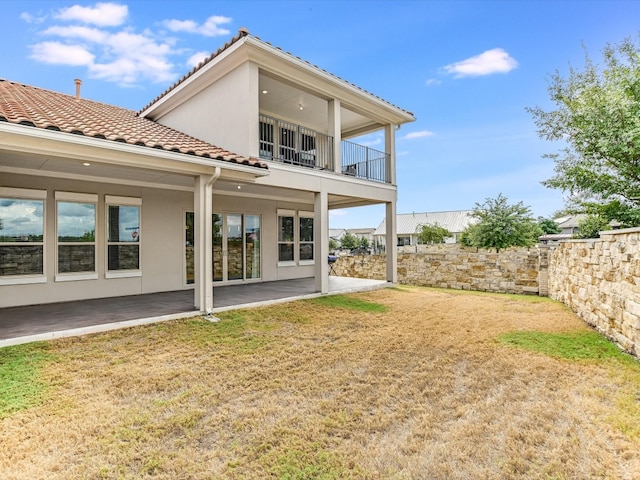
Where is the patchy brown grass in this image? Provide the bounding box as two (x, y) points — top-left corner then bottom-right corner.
(1, 286), (640, 479)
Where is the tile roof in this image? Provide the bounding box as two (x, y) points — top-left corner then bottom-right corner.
(140, 28), (414, 119)
(0, 78), (267, 169)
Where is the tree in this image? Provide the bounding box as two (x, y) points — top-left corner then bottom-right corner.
(460, 194), (542, 252)
(537, 217), (561, 234)
(416, 223), (451, 244)
(339, 231), (358, 250)
(329, 239), (339, 251)
(573, 214), (610, 239)
(528, 36), (640, 227)
(358, 236), (370, 249)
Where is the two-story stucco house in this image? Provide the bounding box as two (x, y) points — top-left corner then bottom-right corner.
(0, 29), (415, 312)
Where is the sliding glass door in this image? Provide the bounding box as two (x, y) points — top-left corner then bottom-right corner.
(185, 212), (261, 284)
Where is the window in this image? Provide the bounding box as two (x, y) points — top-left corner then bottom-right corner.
(278, 210), (295, 263)
(0, 188), (46, 284)
(106, 196), (141, 277)
(299, 212), (314, 263)
(56, 192), (97, 281)
(259, 120), (274, 159)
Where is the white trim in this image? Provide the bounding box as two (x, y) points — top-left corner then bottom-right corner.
(0, 187), (47, 199)
(299, 260), (315, 266)
(277, 260), (296, 267)
(55, 191), (98, 202)
(105, 195), (142, 206)
(55, 273), (99, 282)
(105, 270), (142, 279)
(0, 275), (47, 286)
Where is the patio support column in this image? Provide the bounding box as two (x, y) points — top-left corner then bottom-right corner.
(384, 123), (396, 185)
(314, 190), (329, 294)
(328, 99), (341, 173)
(194, 169), (220, 312)
(385, 199), (398, 284)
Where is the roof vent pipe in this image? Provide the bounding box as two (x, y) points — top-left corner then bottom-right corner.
(74, 79), (82, 99)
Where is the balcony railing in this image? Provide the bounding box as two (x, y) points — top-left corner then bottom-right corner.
(258, 115), (390, 184)
(340, 140), (390, 184)
(259, 115), (334, 170)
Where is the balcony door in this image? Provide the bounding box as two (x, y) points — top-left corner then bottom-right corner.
(185, 212), (261, 284)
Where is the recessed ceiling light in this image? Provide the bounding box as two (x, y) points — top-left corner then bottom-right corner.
(261, 89), (268, 94)
(82, 162), (91, 166)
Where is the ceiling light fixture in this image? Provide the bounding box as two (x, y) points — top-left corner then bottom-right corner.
(237, 184), (242, 190)
(299, 104), (303, 110)
(262, 89), (268, 94)
(82, 162), (91, 166)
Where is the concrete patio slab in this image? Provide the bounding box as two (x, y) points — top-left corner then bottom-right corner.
(0, 277), (389, 347)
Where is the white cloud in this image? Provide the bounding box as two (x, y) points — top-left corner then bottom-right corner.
(20, 12), (46, 24)
(403, 130), (434, 140)
(443, 48), (518, 78)
(55, 2), (128, 27)
(43, 25), (109, 43)
(24, 5), (234, 87)
(163, 15), (231, 36)
(187, 51), (210, 68)
(329, 209), (348, 217)
(425, 78), (441, 87)
(30, 42), (94, 66)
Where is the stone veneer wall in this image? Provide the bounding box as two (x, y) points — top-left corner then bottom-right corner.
(548, 228), (640, 355)
(332, 244), (545, 295)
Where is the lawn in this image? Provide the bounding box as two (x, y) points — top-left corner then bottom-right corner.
(1, 286), (639, 479)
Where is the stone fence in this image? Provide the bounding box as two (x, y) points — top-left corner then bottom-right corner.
(548, 228), (640, 356)
(332, 244), (547, 296)
(333, 234), (640, 356)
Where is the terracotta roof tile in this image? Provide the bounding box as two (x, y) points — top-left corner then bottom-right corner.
(0, 79), (267, 170)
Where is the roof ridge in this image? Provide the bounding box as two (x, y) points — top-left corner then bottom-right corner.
(138, 28), (413, 117)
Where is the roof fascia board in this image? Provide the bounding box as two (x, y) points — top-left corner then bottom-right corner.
(141, 36), (414, 126)
(0, 122), (269, 179)
(243, 37), (415, 126)
(140, 39), (250, 119)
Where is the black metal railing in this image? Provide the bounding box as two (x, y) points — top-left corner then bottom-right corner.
(258, 115), (390, 183)
(340, 140), (390, 184)
(259, 115), (334, 170)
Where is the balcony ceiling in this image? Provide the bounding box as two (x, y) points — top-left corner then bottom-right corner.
(258, 74), (380, 138)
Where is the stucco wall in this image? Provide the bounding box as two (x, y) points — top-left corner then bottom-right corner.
(548, 228), (640, 355)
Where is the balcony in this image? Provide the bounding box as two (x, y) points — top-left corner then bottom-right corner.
(259, 115), (390, 184)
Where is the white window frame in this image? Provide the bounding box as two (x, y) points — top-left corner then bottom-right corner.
(0, 187), (47, 286)
(105, 195), (142, 279)
(277, 209), (296, 266)
(298, 211), (315, 266)
(55, 192), (98, 282)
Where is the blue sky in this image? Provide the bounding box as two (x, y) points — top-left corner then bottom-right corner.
(2, 0), (639, 229)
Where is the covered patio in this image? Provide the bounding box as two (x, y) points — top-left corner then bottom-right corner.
(0, 276), (389, 347)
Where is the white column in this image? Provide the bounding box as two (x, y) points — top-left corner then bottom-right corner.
(194, 173), (216, 312)
(385, 200), (398, 284)
(328, 99), (341, 173)
(314, 190), (329, 294)
(384, 123), (396, 185)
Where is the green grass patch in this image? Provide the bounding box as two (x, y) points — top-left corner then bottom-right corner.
(307, 295), (388, 313)
(173, 311), (276, 353)
(498, 330), (632, 361)
(0, 342), (54, 418)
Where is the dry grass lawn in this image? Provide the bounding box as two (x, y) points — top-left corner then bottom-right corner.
(1, 286), (640, 479)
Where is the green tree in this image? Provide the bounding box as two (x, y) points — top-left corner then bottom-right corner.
(461, 194), (543, 252)
(329, 239), (339, 251)
(340, 232), (358, 250)
(528, 36), (640, 227)
(537, 217), (561, 234)
(416, 223), (451, 244)
(358, 236), (370, 249)
(573, 214), (610, 239)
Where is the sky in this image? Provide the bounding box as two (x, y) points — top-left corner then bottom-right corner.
(2, 0), (640, 229)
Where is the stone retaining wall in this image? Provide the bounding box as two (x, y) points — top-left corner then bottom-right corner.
(332, 244), (545, 295)
(548, 228), (640, 355)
